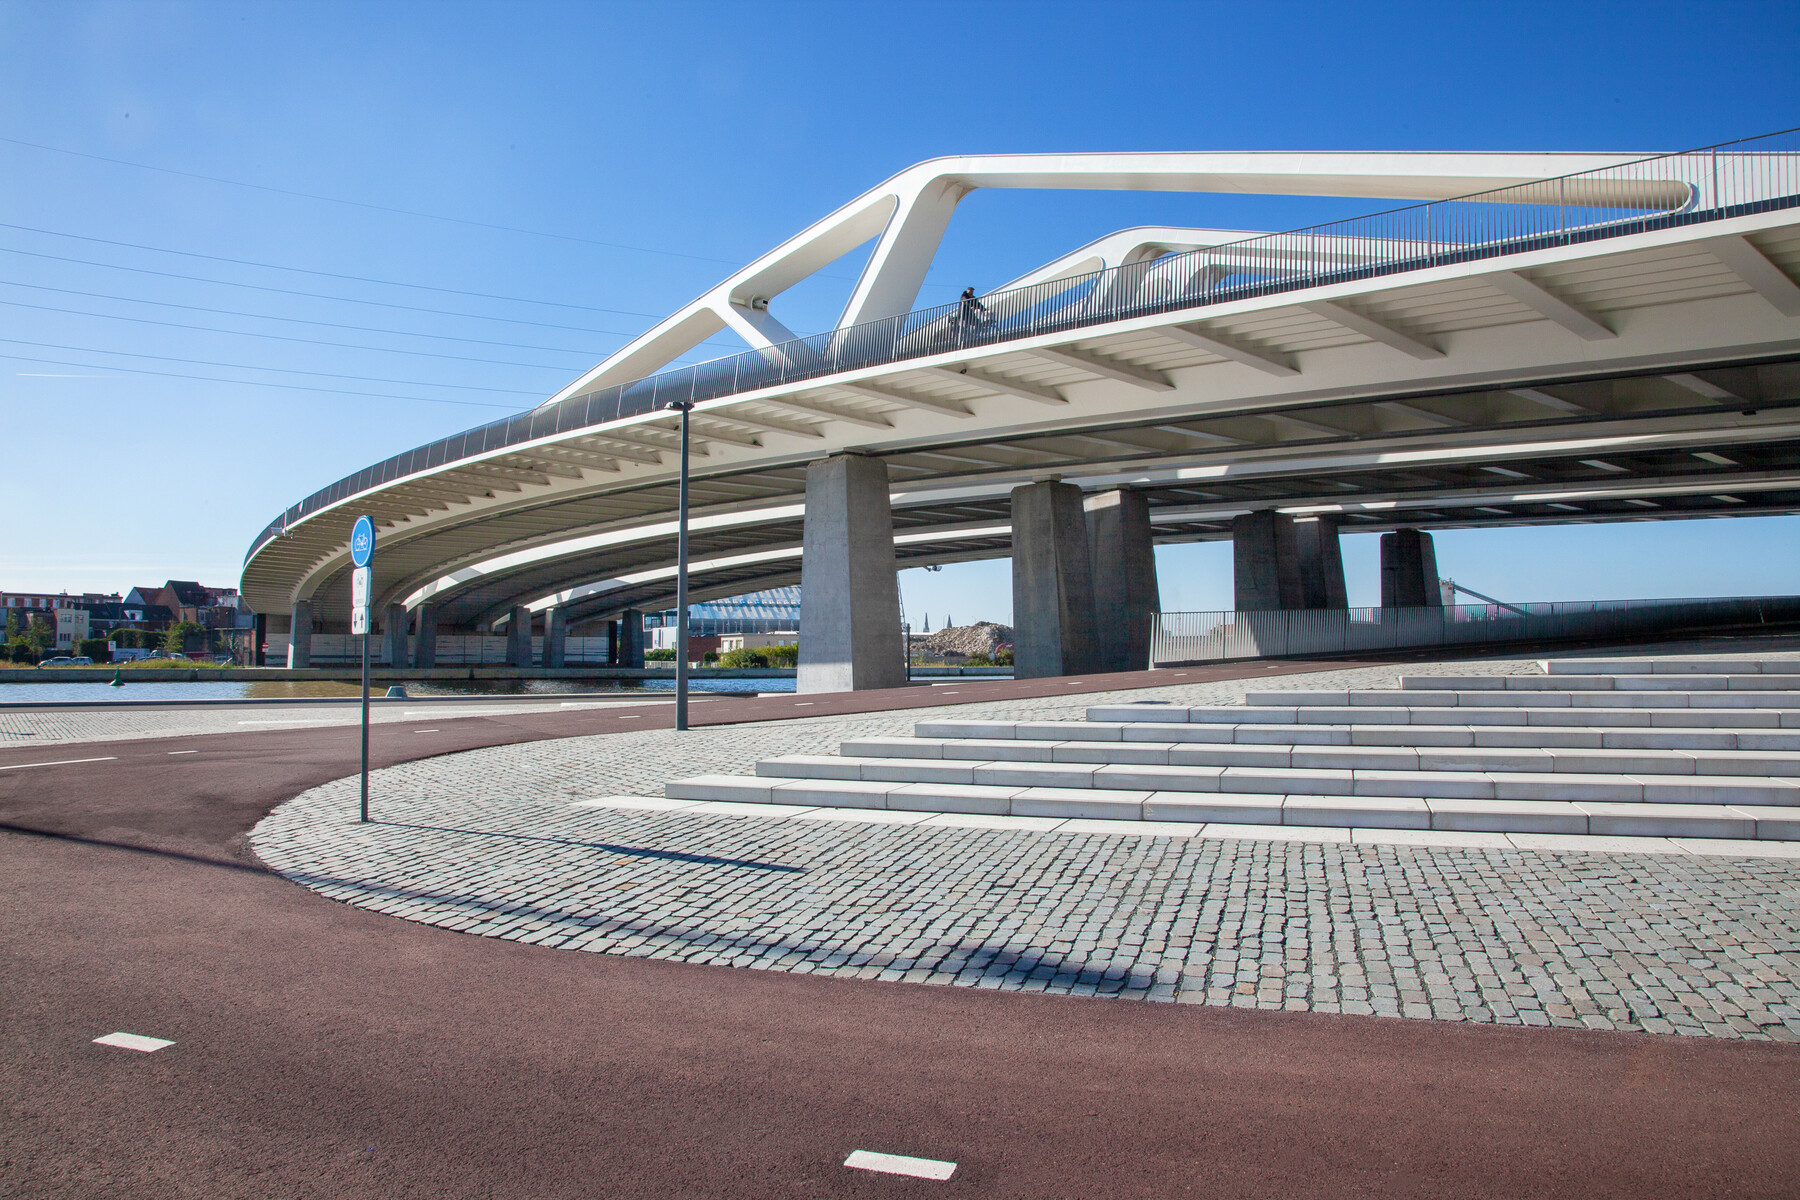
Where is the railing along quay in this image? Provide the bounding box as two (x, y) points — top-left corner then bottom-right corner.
(1148, 596), (1800, 667)
(249, 129), (1800, 561)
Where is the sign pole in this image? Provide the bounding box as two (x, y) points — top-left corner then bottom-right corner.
(359, 626), (370, 822)
(349, 515), (376, 823)
(667, 400), (694, 732)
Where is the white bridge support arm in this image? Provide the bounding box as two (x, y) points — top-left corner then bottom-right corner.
(545, 151), (1666, 409)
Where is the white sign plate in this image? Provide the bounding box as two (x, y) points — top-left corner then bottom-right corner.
(351, 566), (372, 608)
(351, 606), (371, 636)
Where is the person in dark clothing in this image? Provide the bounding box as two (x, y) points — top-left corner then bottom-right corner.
(958, 286), (992, 336)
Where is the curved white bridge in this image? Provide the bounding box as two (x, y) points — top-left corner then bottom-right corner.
(242, 132), (1800, 686)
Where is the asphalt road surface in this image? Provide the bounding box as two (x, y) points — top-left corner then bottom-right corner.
(5, 664), (1798, 1198)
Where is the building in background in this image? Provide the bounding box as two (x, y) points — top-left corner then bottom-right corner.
(647, 587), (803, 649)
(53, 607), (90, 652)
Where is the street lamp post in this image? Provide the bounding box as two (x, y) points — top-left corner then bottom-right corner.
(666, 399), (694, 731)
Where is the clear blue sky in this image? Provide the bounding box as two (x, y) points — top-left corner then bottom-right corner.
(2, 1), (1797, 620)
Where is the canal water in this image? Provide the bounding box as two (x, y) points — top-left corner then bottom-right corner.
(0, 676), (794, 703)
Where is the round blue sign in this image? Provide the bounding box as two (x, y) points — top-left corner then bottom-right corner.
(349, 515), (375, 568)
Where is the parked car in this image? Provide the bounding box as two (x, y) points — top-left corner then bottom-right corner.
(67, 656), (94, 666)
(37, 657), (74, 667)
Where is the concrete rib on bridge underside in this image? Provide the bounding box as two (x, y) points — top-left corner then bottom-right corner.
(240, 154), (1800, 632)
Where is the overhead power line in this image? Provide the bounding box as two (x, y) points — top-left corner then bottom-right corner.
(1, 279), (605, 355)
(0, 337), (548, 394)
(0, 298), (579, 371)
(0, 246), (646, 335)
(0, 279), (746, 362)
(0, 134), (750, 266)
(2, 351), (528, 410)
(0, 219), (669, 318)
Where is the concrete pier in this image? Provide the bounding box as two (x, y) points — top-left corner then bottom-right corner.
(1012, 479), (1099, 678)
(1381, 528), (1443, 608)
(287, 600), (313, 669)
(617, 610), (645, 670)
(1232, 511), (1303, 611)
(1294, 515), (1348, 610)
(384, 604), (409, 669)
(1085, 488), (1159, 672)
(797, 454), (905, 693)
(543, 607), (567, 668)
(506, 606), (533, 667)
(414, 606), (438, 669)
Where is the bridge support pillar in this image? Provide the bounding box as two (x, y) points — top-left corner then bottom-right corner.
(618, 610), (645, 669)
(414, 606), (438, 669)
(797, 454), (905, 693)
(543, 607), (567, 668)
(506, 605), (533, 667)
(1295, 516), (1348, 610)
(1232, 511), (1304, 611)
(384, 604), (409, 668)
(1013, 480), (1100, 679)
(1085, 488), (1159, 672)
(287, 600), (313, 668)
(1381, 528), (1443, 608)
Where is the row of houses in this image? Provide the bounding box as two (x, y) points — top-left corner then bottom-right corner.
(3, 582), (255, 637)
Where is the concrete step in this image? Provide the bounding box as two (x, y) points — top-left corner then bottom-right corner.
(745, 752), (1800, 806)
(899, 723), (1800, 752)
(1545, 657), (1800, 676)
(1080, 705), (1800, 734)
(1401, 674), (1800, 692)
(1241, 689), (1800, 710)
(837, 741), (1800, 777)
(662, 774), (1798, 839)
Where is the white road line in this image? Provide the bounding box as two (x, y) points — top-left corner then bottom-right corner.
(237, 718), (335, 726)
(794, 702), (814, 706)
(93, 1031), (173, 1053)
(401, 708), (512, 718)
(414, 729), (440, 733)
(618, 714), (641, 719)
(0, 756), (117, 771)
(844, 1150), (956, 1181)
(168, 750), (198, 755)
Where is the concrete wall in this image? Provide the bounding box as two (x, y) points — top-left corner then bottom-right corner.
(1381, 528), (1443, 608)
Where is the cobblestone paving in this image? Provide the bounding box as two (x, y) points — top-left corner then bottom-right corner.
(250, 654), (1800, 1041)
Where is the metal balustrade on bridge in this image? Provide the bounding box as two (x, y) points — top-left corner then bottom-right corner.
(1148, 596), (1800, 667)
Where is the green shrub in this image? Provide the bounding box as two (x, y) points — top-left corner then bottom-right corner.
(964, 652), (993, 666)
(78, 637), (110, 660)
(644, 647), (676, 661)
(762, 642), (799, 668)
(161, 621), (205, 655)
(994, 647), (1014, 666)
(8, 641), (36, 664)
(717, 647), (768, 669)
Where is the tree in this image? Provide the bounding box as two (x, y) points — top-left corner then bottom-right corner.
(161, 621), (205, 655)
(4, 609), (18, 642)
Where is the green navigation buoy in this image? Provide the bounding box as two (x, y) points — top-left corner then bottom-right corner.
(109, 669), (124, 687)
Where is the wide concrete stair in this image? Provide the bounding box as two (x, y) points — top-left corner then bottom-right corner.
(666, 656), (1800, 840)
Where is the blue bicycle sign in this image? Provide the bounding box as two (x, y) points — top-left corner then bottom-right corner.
(350, 515), (375, 567)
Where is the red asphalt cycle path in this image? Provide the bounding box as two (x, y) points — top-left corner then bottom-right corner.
(4, 661), (1797, 1198)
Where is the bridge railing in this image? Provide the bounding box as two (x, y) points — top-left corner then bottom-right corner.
(248, 128), (1800, 563)
(1148, 595), (1800, 667)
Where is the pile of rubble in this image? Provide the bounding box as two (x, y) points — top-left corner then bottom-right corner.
(911, 621), (1012, 660)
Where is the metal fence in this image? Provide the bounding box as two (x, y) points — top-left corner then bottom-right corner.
(1148, 596), (1800, 667)
(248, 128), (1800, 562)
(299, 634), (617, 666)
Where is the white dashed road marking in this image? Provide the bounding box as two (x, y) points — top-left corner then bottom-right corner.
(237, 719), (333, 726)
(93, 1032), (174, 1053)
(168, 750), (198, 755)
(0, 756), (116, 771)
(844, 1150), (957, 1181)
(414, 729), (440, 733)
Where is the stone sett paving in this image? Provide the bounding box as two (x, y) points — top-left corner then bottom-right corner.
(250, 655), (1800, 1041)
